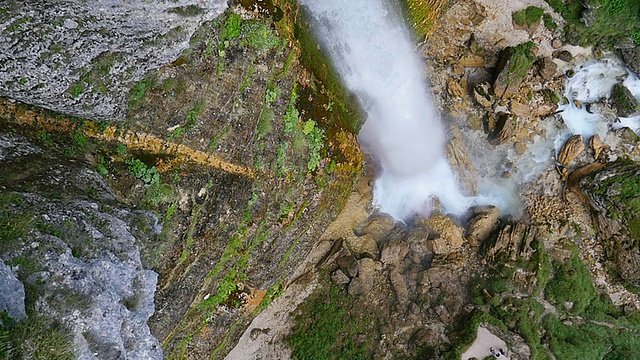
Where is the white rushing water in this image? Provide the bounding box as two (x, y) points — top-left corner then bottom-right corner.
(300, 0), (470, 221)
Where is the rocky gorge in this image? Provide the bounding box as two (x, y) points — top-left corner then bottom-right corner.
(2, 0), (640, 359)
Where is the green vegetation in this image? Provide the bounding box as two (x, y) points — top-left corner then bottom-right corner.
(240, 21), (282, 51)
(220, 13), (242, 42)
(68, 81), (85, 98)
(506, 41), (536, 85)
(542, 13), (558, 31)
(545, 0), (640, 47)
(512, 6), (544, 28)
(128, 78), (154, 108)
(546, 251), (596, 314)
(288, 283), (377, 360)
(0, 313), (74, 360)
(611, 83), (639, 116)
(302, 120), (324, 171)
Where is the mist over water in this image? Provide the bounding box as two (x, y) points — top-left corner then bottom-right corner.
(300, 0), (469, 221)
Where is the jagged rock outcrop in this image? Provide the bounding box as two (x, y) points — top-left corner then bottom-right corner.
(0, 0), (227, 121)
(0, 131), (162, 359)
(610, 83), (639, 117)
(466, 206), (500, 246)
(579, 160), (640, 287)
(0, 259), (26, 320)
(416, 214), (465, 256)
(446, 127), (478, 196)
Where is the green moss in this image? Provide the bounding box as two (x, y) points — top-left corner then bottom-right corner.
(506, 41), (536, 85)
(288, 283), (376, 360)
(512, 6), (544, 27)
(447, 311), (506, 358)
(611, 83), (639, 116)
(542, 14), (558, 31)
(545, 0), (640, 47)
(241, 21), (282, 51)
(545, 251), (596, 314)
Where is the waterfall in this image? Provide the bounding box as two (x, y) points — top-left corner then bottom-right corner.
(300, 0), (469, 221)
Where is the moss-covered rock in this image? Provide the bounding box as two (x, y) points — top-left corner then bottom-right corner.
(493, 42), (536, 98)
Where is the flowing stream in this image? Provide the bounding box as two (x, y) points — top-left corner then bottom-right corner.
(300, 0), (469, 221)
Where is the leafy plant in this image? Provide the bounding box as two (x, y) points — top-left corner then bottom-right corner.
(125, 158), (160, 185)
(283, 105), (299, 134)
(128, 79), (153, 108)
(220, 13), (242, 41)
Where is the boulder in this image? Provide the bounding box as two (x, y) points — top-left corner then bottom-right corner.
(380, 240), (409, 267)
(416, 214), (465, 255)
(553, 50), (573, 62)
(346, 234), (379, 260)
(580, 160), (640, 287)
(446, 127), (478, 196)
(466, 206), (500, 246)
(0, 0), (228, 121)
(489, 112), (516, 145)
(487, 222), (537, 262)
(610, 83), (639, 117)
(620, 46), (640, 75)
(536, 56), (558, 80)
(589, 134), (609, 161)
(473, 82), (494, 108)
(0, 259), (26, 320)
(493, 42), (536, 99)
(348, 258), (383, 296)
(556, 134), (585, 179)
(355, 213), (397, 242)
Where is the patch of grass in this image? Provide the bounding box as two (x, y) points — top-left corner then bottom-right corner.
(68, 81), (85, 98)
(288, 283), (376, 360)
(303, 120), (324, 171)
(542, 13), (558, 31)
(512, 6), (544, 28)
(276, 142), (288, 177)
(184, 100), (205, 130)
(220, 12), (242, 42)
(36, 131), (53, 146)
(72, 130), (88, 148)
(126, 158), (159, 185)
(128, 78), (153, 108)
(545, 251), (596, 314)
(283, 105), (299, 134)
(0, 313), (74, 360)
(256, 107), (274, 140)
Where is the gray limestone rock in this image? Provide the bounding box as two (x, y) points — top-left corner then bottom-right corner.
(0, 0), (228, 121)
(1, 131), (163, 359)
(0, 258), (26, 320)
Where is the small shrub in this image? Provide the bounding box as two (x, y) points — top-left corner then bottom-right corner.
(512, 6), (544, 27)
(542, 13), (558, 31)
(283, 105), (299, 134)
(240, 21), (281, 51)
(220, 13), (242, 41)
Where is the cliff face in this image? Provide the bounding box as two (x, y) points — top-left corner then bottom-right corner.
(0, 0), (227, 121)
(0, 131), (162, 359)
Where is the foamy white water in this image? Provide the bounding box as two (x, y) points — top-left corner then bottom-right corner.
(559, 57), (640, 138)
(300, 0), (469, 220)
